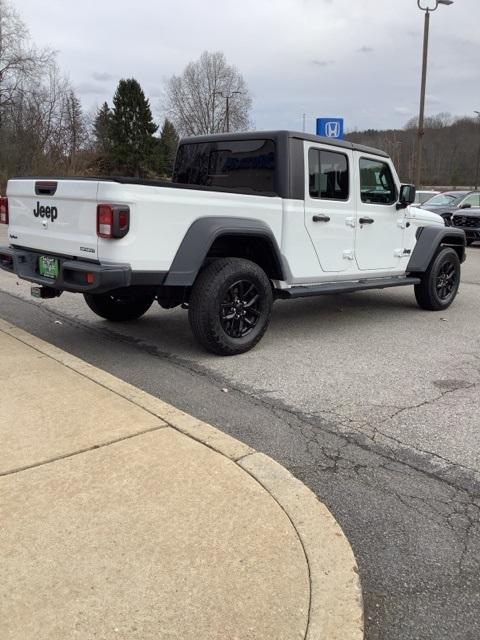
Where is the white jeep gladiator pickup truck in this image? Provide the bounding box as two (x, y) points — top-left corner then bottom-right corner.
(0, 130), (466, 355)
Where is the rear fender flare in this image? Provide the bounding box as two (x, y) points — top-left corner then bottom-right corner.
(164, 216), (287, 287)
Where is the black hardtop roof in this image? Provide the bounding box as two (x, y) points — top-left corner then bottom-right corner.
(179, 130), (389, 159)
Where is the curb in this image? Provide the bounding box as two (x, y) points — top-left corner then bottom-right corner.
(0, 318), (364, 639)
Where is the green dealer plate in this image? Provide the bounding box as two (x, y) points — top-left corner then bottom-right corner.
(39, 255), (59, 279)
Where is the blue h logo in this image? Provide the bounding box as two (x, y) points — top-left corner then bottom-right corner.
(316, 118), (344, 140)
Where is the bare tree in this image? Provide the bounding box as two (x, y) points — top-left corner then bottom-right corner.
(164, 51), (252, 136)
(0, 0), (51, 112)
(0, 51), (88, 186)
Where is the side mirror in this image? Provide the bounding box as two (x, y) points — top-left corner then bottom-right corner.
(396, 184), (416, 210)
(460, 203), (471, 209)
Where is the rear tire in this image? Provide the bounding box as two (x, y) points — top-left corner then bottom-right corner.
(84, 290), (155, 321)
(414, 247), (460, 311)
(188, 258), (273, 356)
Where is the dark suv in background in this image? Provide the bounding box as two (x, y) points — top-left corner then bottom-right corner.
(451, 207), (480, 246)
(420, 191), (480, 229)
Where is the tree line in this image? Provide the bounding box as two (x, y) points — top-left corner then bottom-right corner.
(0, 0), (252, 190)
(346, 113), (480, 188)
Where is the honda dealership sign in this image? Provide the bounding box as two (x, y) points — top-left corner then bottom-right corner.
(316, 118), (344, 140)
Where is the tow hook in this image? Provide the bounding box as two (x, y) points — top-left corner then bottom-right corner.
(31, 286), (62, 299)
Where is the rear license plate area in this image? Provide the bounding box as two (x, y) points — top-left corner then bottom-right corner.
(38, 255), (59, 279)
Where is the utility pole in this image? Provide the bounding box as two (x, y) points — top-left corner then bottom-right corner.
(414, 0), (453, 188)
(415, 6), (430, 189)
(302, 113), (306, 133)
(474, 110), (480, 190)
(218, 91), (242, 133)
(225, 95), (230, 132)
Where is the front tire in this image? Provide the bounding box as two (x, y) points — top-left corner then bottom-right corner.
(84, 290), (155, 321)
(188, 258), (273, 355)
(414, 247), (460, 311)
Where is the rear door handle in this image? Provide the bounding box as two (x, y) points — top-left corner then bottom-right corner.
(359, 217), (374, 225)
(312, 214), (331, 222)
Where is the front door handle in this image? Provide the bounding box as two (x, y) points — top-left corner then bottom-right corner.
(359, 217), (374, 225)
(312, 214), (331, 222)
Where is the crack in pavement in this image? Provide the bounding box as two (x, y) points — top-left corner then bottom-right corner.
(0, 423), (169, 477)
(378, 381), (478, 424)
(258, 400), (480, 576)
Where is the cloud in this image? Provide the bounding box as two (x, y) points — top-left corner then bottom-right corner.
(15, 0), (480, 132)
(75, 82), (105, 95)
(394, 106), (413, 115)
(148, 85), (165, 99)
(91, 71), (115, 82)
(311, 59), (335, 67)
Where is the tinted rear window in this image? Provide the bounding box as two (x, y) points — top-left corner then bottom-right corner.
(173, 139), (276, 195)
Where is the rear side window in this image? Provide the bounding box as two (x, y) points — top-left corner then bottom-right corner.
(308, 148), (349, 200)
(360, 158), (396, 205)
(173, 139), (276, 195)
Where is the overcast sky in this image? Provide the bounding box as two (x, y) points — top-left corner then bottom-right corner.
(15, 0), (480, 133)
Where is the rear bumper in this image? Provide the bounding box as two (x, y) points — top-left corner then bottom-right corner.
(0, 245), (134, 294)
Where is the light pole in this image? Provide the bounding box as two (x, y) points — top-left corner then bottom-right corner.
(414, 0), (453, 188)
(474, 110), (480, 189)
(218, 91), (242, 132)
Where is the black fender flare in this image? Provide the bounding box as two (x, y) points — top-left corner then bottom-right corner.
(407, 226), (466, 273)
(164, 216), (286, 286)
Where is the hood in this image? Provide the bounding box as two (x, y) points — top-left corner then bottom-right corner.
(420, 204), (454, 215)
(408, 207), (445, 227)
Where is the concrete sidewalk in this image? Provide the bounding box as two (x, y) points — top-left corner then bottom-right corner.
(0, 319), (363, 640)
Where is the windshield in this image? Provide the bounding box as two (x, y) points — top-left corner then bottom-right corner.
(423, 193), (463, 206)
(414, 191), (437, 205)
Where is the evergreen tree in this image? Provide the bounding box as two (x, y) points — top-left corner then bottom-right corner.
(158, 118), (179, 177)
(93, 102), (112, 154)
(109, 79), (157, 176)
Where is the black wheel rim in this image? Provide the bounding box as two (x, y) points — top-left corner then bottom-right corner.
(435, 260), (458, 300)
(220, 279), (261, 338)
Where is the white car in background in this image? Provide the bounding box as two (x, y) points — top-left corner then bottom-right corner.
(412, 190), (440, 207)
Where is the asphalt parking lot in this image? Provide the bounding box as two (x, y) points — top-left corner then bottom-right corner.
(1, 224), (479, 640)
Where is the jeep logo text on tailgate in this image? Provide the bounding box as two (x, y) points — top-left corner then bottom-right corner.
(34, 202), (58, 222)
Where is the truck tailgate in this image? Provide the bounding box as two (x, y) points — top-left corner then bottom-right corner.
(6, 179), (99, 259)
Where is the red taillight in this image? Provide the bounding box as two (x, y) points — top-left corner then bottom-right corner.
(97, 204), (113, 238)
(96, 204), (130, 239)
(0, 197), (8, 224)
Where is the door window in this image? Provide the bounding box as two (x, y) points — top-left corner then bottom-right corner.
(309, 149), (349, 200)
(360, 158), (396, 205)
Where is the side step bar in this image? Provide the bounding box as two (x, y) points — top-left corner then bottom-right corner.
(278, 276), (421, 299)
